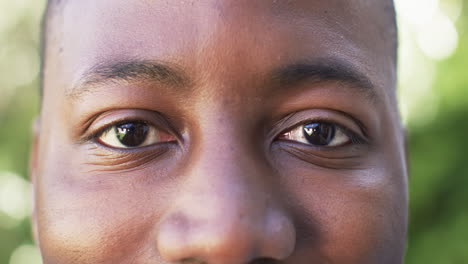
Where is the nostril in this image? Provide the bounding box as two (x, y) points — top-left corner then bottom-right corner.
(250, 257), (281, 264)
(179, 257), (207, 264)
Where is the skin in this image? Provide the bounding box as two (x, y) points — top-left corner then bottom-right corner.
(32, 0), (407, 263)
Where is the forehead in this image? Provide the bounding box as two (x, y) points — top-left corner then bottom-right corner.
(44, 0), (395, 96)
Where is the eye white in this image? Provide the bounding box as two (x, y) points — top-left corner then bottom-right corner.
(283, 123), (350, 147)
(98, 124), (161, 149)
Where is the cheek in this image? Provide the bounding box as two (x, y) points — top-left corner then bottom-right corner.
(35, 156), (174, 264)
(277, 160), (407, 263)
(315, 189), (404, 263)
(36, 186), (148, 263)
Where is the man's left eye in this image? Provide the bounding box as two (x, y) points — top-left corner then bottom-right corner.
(279, 121), (351, 147)
(97, 121), (175, 149)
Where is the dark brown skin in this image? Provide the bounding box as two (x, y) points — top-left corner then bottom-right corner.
(32, 0), (407, 263)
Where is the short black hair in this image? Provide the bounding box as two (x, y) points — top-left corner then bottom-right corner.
(39, 0), (398, 96)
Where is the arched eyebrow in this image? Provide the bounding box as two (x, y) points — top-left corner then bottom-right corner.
(68, 57), (377, 102)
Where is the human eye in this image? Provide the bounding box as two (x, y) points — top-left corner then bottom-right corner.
(278, 121), (363, 147)
(97, 121), (176, 149)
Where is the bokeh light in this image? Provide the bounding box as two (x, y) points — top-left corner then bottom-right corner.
(0, 171), (31, 224)
(9, 244), (42, 264)
(396, 0), (462, 126)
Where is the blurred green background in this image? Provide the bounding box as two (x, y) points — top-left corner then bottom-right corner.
(0, 0), (467, 263)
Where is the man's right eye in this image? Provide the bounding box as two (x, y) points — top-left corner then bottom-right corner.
(97, 121), (176, 149)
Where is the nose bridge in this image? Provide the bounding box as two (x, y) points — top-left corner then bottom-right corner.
(184, 112), (273, 228)
(184, 133), (269, 226)
(156, 115), (296, 263)
(187, 104), (265, 191)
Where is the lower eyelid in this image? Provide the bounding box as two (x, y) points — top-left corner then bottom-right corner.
(82, 143), (174, 172)
(277, 143), (368, 169)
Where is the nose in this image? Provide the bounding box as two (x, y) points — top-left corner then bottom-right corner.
(156, 137), (296, 264)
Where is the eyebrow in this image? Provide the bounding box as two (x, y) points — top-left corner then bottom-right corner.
(69, 58), (377, 102)
(270, 58), (377, 101)
(68, 60), (190, 99)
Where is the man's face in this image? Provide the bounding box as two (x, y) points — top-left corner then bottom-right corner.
(33, 0), (407, 263)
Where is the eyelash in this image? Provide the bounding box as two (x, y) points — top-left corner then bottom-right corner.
(84, 117), (366, 150)
(337, 124), (366, 145)
(324, 121), (366, 144)
(97, 120), (145, 137)
(278, 119), (367, 146)
(84, 119), (151, 145)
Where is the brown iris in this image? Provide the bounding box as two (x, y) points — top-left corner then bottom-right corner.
(115, 122), (149, 147)
(303, 122), (336, 146)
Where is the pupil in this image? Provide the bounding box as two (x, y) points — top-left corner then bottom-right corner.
(303, 122), (335, 146)
(115, 122), (149, 147)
